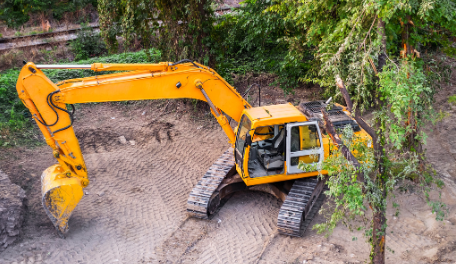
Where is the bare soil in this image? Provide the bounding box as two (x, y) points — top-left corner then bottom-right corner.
(0, 77), (455, 264)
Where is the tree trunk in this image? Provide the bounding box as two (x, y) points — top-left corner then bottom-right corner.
(334, 74), (388, 264)
(377, 18), (387, 73)
(371, 205), (387, 264)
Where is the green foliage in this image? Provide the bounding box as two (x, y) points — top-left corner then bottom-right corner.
(305, 124), (443, 238)
(212, 0), (312, 93)
(0, 69), (26, 124)
(70, 24), (108, 61)
(0, 0), (97, 28)
(299, 58), (448, 260)
(267, 0), (456, 107)
(0, 48), (160, 146)
(27, 29), (53, 36)
(449, 95), (456, 105)
(0, 69), (37, 147)
(155, 0), (216, 63)
(98, 0), (216, 63)
(97, 0), (154, 55)
(0, 113), (40, 147)
(435, 110), (450, 122)
(377, 60), (434, 149)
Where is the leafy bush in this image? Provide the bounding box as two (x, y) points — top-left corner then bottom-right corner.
(71, 25), (108, 61)
(0, 48), (160, 146)
(212, 0), (311, 93)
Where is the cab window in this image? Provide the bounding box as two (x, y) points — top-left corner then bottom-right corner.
(236, 115), (251, 152)
(253, 126), (274, 142)
(290, 125), (321, 152)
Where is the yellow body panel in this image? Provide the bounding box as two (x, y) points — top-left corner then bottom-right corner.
(244, 103), (308, 128)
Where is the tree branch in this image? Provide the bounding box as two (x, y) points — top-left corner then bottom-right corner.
(377, 17), (387, 73)
(335, 75), (386, 177)
(335, 75), (379, 151)
(322, 109), (365, 184)
(335, 75), (353, 111)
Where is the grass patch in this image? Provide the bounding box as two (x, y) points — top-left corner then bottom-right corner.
(448, 95), (456, 105)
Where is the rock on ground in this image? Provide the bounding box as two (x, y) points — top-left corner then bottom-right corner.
(0, 170), (26, 252)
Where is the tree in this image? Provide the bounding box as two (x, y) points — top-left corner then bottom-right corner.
(97, 0), (217, 64)
(268, 0), (456, 263)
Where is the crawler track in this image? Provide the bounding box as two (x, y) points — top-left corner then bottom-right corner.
(277, 177), (325, 236)
(187, 148), (326, 237)
(187, 148), (235, 219)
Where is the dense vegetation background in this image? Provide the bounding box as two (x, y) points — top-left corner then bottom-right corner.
(0, 0), (97, 28)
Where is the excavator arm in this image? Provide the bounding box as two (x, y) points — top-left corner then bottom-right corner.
(16, 60), (250, 236)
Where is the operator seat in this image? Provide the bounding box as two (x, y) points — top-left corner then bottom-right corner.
(257, 128), (285, 170)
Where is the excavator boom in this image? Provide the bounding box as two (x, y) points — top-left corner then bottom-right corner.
(16, 61), (250, 236)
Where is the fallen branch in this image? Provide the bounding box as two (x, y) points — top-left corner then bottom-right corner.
(321, 109), (365, 184)
(335, 75), (379, 150)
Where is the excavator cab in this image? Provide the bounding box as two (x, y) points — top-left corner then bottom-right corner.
(234, 103), (327, 186)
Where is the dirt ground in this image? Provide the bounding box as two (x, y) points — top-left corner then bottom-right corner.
(0, 76), (456, 264)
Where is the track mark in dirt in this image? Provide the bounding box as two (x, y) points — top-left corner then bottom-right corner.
(254, 231), (279, 264)
(155, 217), (214, 263)
(130, 187), (143, 193)
(143, 121), (176, 143)
(76, 129), (121, 153)
(75, 120), (179, 154)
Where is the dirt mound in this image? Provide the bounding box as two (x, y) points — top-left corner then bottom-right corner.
(0, 170), (26, 252)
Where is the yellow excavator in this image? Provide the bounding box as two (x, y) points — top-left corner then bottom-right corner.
(16, 60), (370, 237)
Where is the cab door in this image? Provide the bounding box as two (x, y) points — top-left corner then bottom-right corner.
(286, 121), (324, 174)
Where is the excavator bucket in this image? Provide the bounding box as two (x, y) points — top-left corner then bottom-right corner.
(41, 164), (84, 237)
